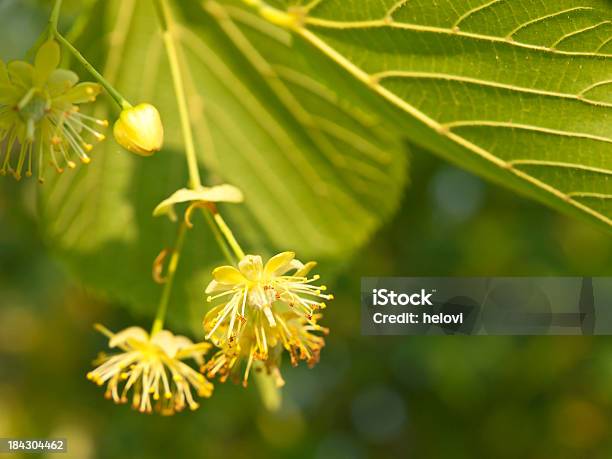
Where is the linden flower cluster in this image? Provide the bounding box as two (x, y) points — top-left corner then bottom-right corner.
(0, 40), (107, 182)
(203, 252), (332, 387)
(87, 325), (213, 415)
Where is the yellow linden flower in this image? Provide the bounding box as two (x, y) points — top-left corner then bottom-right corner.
(0, 39), (107, 182)
(205, 313), (328, 388)
(87, 324), (213, 415)
(113, 103), (163, 156)
(203, 251), (332, 386)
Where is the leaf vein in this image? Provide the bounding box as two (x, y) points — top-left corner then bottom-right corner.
(551, 21), (612, 49)
(302, 15), (612, 58)
(445, 121), (612, 144)
(506, 6), (594, 39)
(452, 0), (504, 30)
(372, 70), (612, 108)
(509, 160), (612, 176)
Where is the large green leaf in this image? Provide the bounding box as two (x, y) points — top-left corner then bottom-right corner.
(252, 0), (612, 231)
(38, 0), (406, 329)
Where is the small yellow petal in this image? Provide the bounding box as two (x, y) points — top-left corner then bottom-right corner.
(33, 40), (60, 87)
(7, 61), (33, 88)
(295, 261), (317, 277)
(238, 255), (263, 281)
(57, 82), (102, 104)
(109, 326), (148, 348)
(264, 251), (295, 276)
(212, 266), (245, 285)
(47, 69), (79, 96)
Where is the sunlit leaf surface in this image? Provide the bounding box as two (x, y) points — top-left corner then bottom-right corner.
(263, 0), (612, 230)
(39, 0), (406, 328)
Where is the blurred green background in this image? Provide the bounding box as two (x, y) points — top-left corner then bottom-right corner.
(2, 1), (612, 458)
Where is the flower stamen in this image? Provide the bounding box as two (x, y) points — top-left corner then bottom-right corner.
(88, 325), (213, 415)
(203, 252), (333, 387)
(0, 40), (106, 182)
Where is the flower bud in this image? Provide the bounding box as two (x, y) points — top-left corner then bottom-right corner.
(113, 103), (163, 156)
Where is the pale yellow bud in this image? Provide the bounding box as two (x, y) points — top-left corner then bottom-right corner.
(113, 103), (164, 156)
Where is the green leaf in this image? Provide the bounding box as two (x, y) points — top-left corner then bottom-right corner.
(38, 0), (407, 330)
(256, 0), (612, 232)
(174, 0), (407, 254)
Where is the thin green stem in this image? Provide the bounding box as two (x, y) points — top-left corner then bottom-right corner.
(49, 0), (63, 34)
(46, 0), (129, 108)
(151, 223), (188, 336)
(214, 213), (245, 259)
(156, 0), (201, 190)
(154, 0), (246, 262)
(53, 33), (131, 109)
(203, 210), (236, 265)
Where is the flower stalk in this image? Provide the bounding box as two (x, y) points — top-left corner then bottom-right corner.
(153, 0), (281, 409)
(203, 209), (238, 265)
(48, 0), (63, 34)
(48, 0), (131, 109)
(155, 0), (201, 190)
(153, 0), (245, 264)
(151, 222), (188, 336)
(213, 212), (246, 260)
(53, 33), (130, 109)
